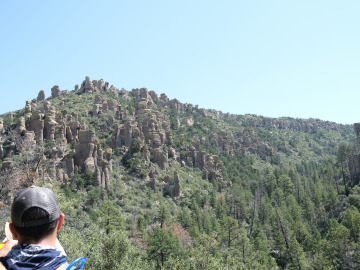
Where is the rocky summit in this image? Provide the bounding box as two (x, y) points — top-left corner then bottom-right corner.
(0, 76), (359, 269)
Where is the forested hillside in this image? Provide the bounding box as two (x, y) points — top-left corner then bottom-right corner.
(0, 77), (359, 269)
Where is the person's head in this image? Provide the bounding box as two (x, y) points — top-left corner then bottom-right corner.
(8, 186), (64, 244)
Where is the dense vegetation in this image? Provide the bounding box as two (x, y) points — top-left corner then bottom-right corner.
(0, 86), (359, 269)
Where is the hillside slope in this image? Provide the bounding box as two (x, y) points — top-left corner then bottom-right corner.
(0, 77), (358, 269)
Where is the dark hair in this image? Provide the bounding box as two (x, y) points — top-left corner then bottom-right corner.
(13, 207), (59, 242)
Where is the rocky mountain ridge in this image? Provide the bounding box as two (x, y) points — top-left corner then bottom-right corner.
(0, 76), (354, 202)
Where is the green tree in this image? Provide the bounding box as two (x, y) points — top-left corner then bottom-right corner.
(130, 137), (142, 154)
(99, 200), (124, 235)
(221, 216), (239, 248)
(336, 142), (351, 190)
(278, 174), (295, 197)
(342, 206), (360, 242)
(147, 227), (182, 268)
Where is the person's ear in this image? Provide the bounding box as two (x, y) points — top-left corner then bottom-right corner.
(9, 223), (18, 240)
(57, 213), (65, 231)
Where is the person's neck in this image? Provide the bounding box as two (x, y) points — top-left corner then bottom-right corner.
(18, 235), (56, 247)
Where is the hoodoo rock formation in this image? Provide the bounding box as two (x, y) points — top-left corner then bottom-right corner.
(0, 75), (352, 207)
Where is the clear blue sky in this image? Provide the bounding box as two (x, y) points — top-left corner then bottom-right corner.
(1, 1), (359, 124)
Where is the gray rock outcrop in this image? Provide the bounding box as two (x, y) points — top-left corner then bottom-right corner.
(51, 86), (61, 98)
(37, 90), (45, 101)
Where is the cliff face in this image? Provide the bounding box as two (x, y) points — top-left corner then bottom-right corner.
(0, 76), (354, 202)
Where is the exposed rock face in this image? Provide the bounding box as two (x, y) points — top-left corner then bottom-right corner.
(74, 130), (96, 172)
(44, 110), (57, 142)
(93, 105), (102, 116)
(140, 88), (149, 99)
(107, 99), (119, 111)
(108, 85), (118, 97)
(47, 160), (57, 180)
(51, 85), (61, 98)
(120, 89), (130, 100)
(0, 119), (4, 138)
(79, 76), (95, 93)
(65, 152), (75, 178)
(149, 91), (158, 102)
(25, 101), (32, 117)
(115, 105), (123, 120)
(181, 147), (222, 182)
(37, 90), (45, 101)
(159, 93), (169, 107)
(238, 128), (274, 159)
(130, 88), (153, 106)
(183, 117), (194, 127)
(213, 131), (233, 154)
(93, 96), (103, 115)
(17, 117), (26, 136)
(94, 95), (103, 104)
(169, 99), (181, 112)
(20, 131), (36, 154)
(29, 111), (44, 144)
(94, 166), (101, 186)
(163, 171), (180, 200)
(154, 148), (167, 169)
(102, 166), (110, 190)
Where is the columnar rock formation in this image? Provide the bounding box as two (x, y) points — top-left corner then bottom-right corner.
(25, 101), (32, 117)
(29, 111), (44, 144)
(163, 171), (181, 200)
(37, 90), (45, 101)
(75, 130), (96, 172)
(51, 85), (61, 98)
(44, 109), (57, 142)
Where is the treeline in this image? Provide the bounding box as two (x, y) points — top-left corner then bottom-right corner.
(55, 141), (360, 269)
